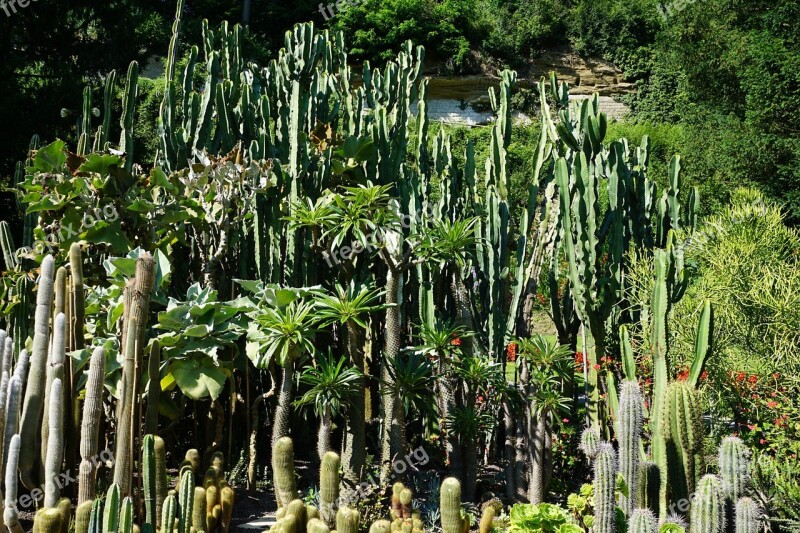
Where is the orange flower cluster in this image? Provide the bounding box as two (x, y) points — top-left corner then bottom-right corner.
(507, 342), (517, 362)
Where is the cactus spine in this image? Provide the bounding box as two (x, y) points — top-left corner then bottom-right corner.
(44, 378), (64, 508)
(718, 436), (750, 502)
(440, 477), (466, 533)
(320, 451), (340, 527)
(661, 381), (703, 507)
(628, 509), (657, 533)
(273, 437), (297, 508)
(734, 497), (760, 533)
(593, 442), (617, 533)
(690, 475), (725, 533)
(19, 254), (55, 490)
(79, 346), (105, 504)
(618, 380), (643, 515)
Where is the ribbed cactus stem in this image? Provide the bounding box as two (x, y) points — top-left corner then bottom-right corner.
(44, 379), (64, 508)
(145, 341), (160, 435)
(192, 486), (207, 533)
(661, 381), (703, 507)
(718, 436), (750, 502)
(143, 435), (157, 528)
(178, 469), (194, 533)
(690, 475), (725, 533)
(628, 509), (657, 533)
(2, 335), (11, 376)
(162, 492), (177, 533)
(593, 442), (617, 533)
(440, 477), (464, 533)
(336, 507), (359, 533)
(75, 501), (93, 533)
(120, 497), (134, 533)
(2, 377), (22, 480)
(0, 370), (8, 471)
(618, 380), (643, 515)
(104, 484), (122, 533)
(88, 499), (103, 533)
(579, 426), (601, 462)
(113, 317), (139, 496)
(12, 348), (28, 385)
(42, 313), (66, 494)
(734, 497), (760, 533)
(320, 451), (340, 527)
(69, 242), (85, 349)
(78, 346), (105, 504)
(4, 435), (22, 533)
(273, 437), (297, 508)
(637, 461), (661, 517)
(0, 222), (18, 270)
(155, 436), (168, 528)
(19, 254), (55, 490)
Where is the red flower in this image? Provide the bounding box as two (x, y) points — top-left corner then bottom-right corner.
(593, 364), (601, 371)
(450, 337), (462, 347)
(562, 418), (570, 424)
(700, 370), (709, 381)
(760, 439), (767, 446)
(748, 375), (758, 384)
(736, 372), (747, 382)
(676, 366), (690, 382)
(506, 342), (517, 362)
(767, 401), (778, 409)
(574, 351), (584, 366)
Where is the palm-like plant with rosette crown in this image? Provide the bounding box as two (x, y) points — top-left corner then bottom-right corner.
(295, 350), (363, 460)
(314, 281), (385, 489)
(252, 297), (321, 444)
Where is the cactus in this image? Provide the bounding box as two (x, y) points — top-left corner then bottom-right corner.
(734, 497), (760, 533)
(192, 487), (207, 533)
(399, 488), (413, 519)
(273, 437), (297, 507)
(0, 370), (8, 470)
(593, 442), (616, 533)
(4, 435), (22, 533)
(617, 380), (643, 515)
(19, 254), (55, 490)
(478, 506), (495, 533)
(320, 451), (340, 527)
(336, 507), (359, 533)
(628, 509), (657, 533)
(184, 449), (201, 475)
(34, 508), (64, 533)
(120, 497), (134, 533)
(690, 475), (725, 533)
(178, 469), (195, 533)
(120, 61), (139, 171)
(2, 376), (22, 486)
(369, 521), (391, 533)
(661, 381), (703, 507)
(143, 435), (158, 528)
(637, 461), (661, 517)
(75, 501), (94, 533)
(0, 221), (18, 270)
(391, 482), (404, 519)
(718, 436), (750, 502)
(220, 485), (234, 533)
(104, 484), (122, 533)
(79, 346), (106, 504)
(88, 499), (104, 533)
(44, 378), (64, 508)
(440, 477), (466, 533)
(579, 427), (601, 461)
(162, 492), (178, 533)
(285, 500), (306, 533)
(56, 497), (71, 533)
(145, 341), (161, 435)
(114, 316), (139, 496)
(308, 518), (330, 533)
(155, 436), (168, 528)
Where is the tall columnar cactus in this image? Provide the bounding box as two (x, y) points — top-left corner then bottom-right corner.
(661, 381), (703, 508)
(440, 477), (466, 533)
(718, 436), (750, 502)
(143, 435), (158, 530)
(2, 376), (22, 478)
(179, 469), (195, 533)
(162, 492), (178, 533)
(104, 484), (121, 533)
(690, 475), (725, 533)
(593, 442), (617, 533)
(273, 437), (297, 508)
(89, 499), (104, 533)
(628, 509), (657, 533)
(79, 346), (105, 504)
(734, 497), (760, 533)
(192, 487), (207, 533)
(41, 312), (66, 491)
(145, 341), (161, 435)
(114, 316), (139, 496)
(0, 370), (8, 471)
(579, 426), (601, 462)
(155, 436), (168, 529)
(320, 451), (340, 527)
(4, 434), (23, 533)
(0, 221), (18, 271)
(44, 378), (64, 508)
(637, 461), (661, 517)
(120, 61), (139, 171)
(618, 380), (644, 515)
(19, 254), (55, 490)
(120, 497), (134, 533)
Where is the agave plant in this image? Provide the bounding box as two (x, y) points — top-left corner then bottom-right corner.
(295, 350), (363, 459)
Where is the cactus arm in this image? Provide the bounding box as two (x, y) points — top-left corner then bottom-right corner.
(687, 300), (713, 388)
(44, 379), (64, 508)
